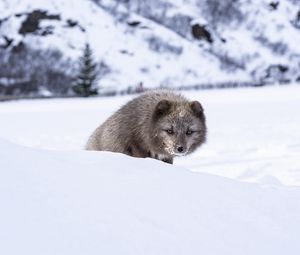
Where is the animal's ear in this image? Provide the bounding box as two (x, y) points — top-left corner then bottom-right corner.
(190, 101), (204, 117)
(153, 100), (172, 119)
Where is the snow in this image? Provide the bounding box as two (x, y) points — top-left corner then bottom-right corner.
(3, 0), (300, 91)
(1, 139), (300, 255)
(1, 85), (300, 253)
(213, 0), (300, 81)
(1, 84), (299, 185)
(0, 0), (241, 90)
(177, 84), (300, 184)
(2, 0), (300, 250)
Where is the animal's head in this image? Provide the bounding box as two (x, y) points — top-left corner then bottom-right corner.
(150, 99), (207, 157)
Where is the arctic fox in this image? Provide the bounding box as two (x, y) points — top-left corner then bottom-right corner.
(86, 90), (207, 164)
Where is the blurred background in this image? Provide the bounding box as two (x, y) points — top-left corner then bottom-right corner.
(1, 0), (300, 99)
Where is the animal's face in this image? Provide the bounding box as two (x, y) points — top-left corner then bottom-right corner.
(151, 100), (206, 156)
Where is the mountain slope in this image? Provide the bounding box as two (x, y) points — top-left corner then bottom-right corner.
(0, 0), (300, 94)
(0, 0), (240, 91)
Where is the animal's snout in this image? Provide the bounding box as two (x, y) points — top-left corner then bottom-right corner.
(176, 146), (186, 154)
(177, 146), (184, 153)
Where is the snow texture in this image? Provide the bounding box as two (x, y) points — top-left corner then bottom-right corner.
(0, 139), (300, 255)
(0, 84), (299, 185)
(1, 85), (300, 254)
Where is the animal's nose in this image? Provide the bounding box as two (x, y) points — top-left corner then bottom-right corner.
(177, 146), (184, 153)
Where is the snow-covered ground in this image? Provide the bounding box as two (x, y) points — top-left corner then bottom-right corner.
(0, 84), (299, 185)
(1, 138), (300, 255)
(1, 85), (300, 254)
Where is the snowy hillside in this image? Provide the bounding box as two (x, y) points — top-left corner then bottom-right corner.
(1, 138), (300, 255)
(1, 0), (300, 96)
(0, 0), (237, 92)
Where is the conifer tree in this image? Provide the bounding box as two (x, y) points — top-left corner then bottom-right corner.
(73, 43), (98, 97)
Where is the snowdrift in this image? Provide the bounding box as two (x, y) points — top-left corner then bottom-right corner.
(1, 139), (300, 255)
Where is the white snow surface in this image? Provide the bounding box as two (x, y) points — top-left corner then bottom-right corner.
(1, 85), (300, 254)
(1, 139), (300, 255)
(0, 84), (299, 185)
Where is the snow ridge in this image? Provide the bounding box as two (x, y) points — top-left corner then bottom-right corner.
(1, 138), (300, 255)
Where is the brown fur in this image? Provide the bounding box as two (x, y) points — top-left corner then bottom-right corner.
(86, 90), (207, 164)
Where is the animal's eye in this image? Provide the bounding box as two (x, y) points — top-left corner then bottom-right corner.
(165, 129), (174, 135)
(186, 130), (194, 135)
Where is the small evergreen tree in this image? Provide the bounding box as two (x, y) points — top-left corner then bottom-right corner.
(73, 43), (98, 97)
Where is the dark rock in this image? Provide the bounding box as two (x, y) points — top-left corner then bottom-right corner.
(39, 26), (54, 36)
(0, 36), (13, 49)
(292, 10), (300, 29)
(120, 49), (129, 54)
(264, 64), (289, 82)
(191, 24), (213, 43)
(127, 21), (141, 27)
(19, 10), (60, 35)
(12, 42), (26, 53)
(15, 12), (26, 18)
(64, 19), (85, 32)
(66, 19), (78, 28)
(275, 65), (288, 73)
(269, 2), (279, 10)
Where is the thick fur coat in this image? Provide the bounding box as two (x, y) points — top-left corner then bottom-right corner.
(86, 90), (207, 164)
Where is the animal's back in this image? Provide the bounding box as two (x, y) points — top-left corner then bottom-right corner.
(86, 90), (186, 154)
